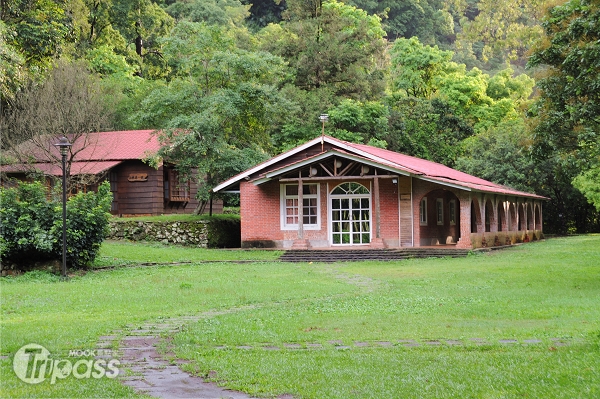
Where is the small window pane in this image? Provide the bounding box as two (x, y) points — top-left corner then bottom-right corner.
(303, 184), (317, 195)
(286, 185), (298, 196)
(304, 215), (317, 224)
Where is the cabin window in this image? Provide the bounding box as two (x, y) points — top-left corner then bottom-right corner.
(164, 167), (190, 202)
(449, 200), (456, 225)
(436, 198), (444, 225)
(281, 183), (320, 230)
(420, 197), (427, 225)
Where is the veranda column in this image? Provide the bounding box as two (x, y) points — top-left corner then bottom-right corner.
(371, 176), (386, 248)
(456, 192), (473, 249)
(297, 178), (304, 240)
(374, 177), (381, 239)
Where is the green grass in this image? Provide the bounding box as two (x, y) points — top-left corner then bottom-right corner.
(92, 240), (282, 266)
(1, 236), (599, 398)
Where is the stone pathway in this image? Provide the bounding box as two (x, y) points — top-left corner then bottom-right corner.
(96, 309), (262, 399)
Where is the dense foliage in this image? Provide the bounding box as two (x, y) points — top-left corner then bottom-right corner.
(526, 0), (600, 233)
(0, 181), (113, 268)
(2, 0), (598, 233)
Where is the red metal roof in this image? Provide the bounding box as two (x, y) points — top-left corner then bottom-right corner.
(331, 137), (546, 199)
(71, 130), (160, 161)
(1, 161), (122, 176)
(2, 130), (161, 175)
(214, 135), (547, 200)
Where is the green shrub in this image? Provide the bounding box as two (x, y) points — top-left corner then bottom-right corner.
(0, 181), (112, 269)
(205, 214), (241, 248)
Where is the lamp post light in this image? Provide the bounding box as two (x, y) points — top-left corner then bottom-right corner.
(319, 114), (328, 151)
(54, 137), (71, 279)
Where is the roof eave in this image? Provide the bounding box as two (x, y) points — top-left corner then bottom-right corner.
(212, 136), (327, 192)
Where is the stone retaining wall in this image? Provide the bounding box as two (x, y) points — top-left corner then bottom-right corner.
(108, 217), (242, 248)
(108, 220), (210, 247)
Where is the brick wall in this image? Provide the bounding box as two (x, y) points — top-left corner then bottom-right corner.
(241, 178), (402, 248)
(240, 180), (283, 247)
(378, 178), (400, 247)
(240, 177), (543, 249)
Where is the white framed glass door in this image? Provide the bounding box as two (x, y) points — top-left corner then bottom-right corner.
(330, 182), (371, 245)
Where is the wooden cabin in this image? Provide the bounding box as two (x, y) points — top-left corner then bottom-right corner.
(1, 130), (222, 216)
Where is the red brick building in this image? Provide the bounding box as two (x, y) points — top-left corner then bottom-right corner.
(1, 130), (217, 216)
(214, 135), (546, 249)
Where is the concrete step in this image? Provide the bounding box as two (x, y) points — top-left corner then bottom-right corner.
(279, 248), (469, 263)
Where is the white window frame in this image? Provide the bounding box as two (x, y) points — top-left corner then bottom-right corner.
(420, 197), (427, 226)
(280, 183), (321, 230)
(328, 182), (372, 246)
(449, 199), (456, 225)
(436, 198), (444, 225)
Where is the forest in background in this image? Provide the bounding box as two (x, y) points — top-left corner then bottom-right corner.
(1, 0), (599, 234)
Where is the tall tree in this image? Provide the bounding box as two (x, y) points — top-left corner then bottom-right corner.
(0, 21), (26, 108)
(389, 37), (453, 98)
(348, 0), (454, 43)
(455, 0), (549, 68)
(259, 0), (387, 100)
(1, 0), (74, 68)
(384, 97), (473, 167)
(132, 21), (290, 209)
(166, 0), (250, 27)
(527, 0), (600, 233)
(241, 0), (285, 30)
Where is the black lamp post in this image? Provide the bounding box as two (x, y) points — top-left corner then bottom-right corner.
(54, 137), (71, 279)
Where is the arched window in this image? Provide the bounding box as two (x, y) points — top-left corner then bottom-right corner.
(331, 182), (370, 195)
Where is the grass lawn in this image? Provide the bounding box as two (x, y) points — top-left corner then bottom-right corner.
(92, 240), (283, 266)
(1, 236), (599, 398)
